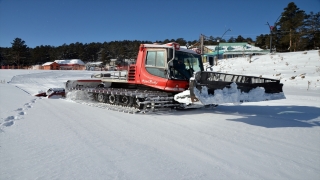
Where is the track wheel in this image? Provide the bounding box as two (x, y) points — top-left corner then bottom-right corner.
(97, 93), (106, 103)
(108, 94), (119, 105)
(134, 98), (146, 110)
(89, 93), (97, 101)
(120, 96), (133, 107)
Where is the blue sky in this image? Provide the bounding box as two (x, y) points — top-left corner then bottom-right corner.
(1, 0), (319, 48)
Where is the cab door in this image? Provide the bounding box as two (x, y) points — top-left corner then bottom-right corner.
(139, 49), (168, 90)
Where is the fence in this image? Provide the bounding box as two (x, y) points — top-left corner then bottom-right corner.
(1, 65), (86, 70)
(1, 65), (33, 69)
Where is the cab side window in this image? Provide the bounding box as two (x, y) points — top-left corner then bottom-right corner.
(146, 51), (164, 67)
(156, 52), (164, 67)
(145, 51), (166, 78)
(146, 51), (156, 66)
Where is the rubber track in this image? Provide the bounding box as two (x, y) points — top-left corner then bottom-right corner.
(68, 87), (181, 112)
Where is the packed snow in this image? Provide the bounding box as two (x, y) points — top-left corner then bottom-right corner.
(0, 50), (320, 180)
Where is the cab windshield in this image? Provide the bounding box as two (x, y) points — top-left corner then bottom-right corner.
(170, 50), (203, 80)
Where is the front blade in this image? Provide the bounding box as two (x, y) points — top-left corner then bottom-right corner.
(189, 71), (285, 105)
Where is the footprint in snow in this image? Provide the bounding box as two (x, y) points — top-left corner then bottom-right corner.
(1, 115), (23, 129)
(0, 99), (37, 129)
(18, 111), (27, 115)
(1, 116), (17, 129)
(24, 99), (38, 109)
(16, 107), (25, 111)
(24, 103), (33, 108)
(2, 121), (14, 127)
(16, 107), (28, 115)
(5, 116), (19, 121)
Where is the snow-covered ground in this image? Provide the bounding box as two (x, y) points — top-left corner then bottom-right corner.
(1, 50), (319, 180)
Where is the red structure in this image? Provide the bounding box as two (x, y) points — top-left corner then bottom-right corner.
(42, 62), (59, 70)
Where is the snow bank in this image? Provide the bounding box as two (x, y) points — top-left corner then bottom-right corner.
(194, 83), (286, 105)
(66, 90), (93, 101)
(174, 83), (286, 105)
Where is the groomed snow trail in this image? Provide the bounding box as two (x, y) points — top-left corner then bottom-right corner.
(1, 50), (320, 180)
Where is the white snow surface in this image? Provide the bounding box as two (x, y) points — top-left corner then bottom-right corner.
(1, 50), (320, 180)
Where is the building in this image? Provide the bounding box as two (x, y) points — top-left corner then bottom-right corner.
(85, 61), (104, 71)
(42, 59), (86, 70)
(204, 42), (269, 59)
(42, 62), (59, 70)
(54, 59), (85, 70)
(182, 42), (269, 64)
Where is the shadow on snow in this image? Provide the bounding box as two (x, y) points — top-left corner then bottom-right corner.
(177, 105), (320, 128)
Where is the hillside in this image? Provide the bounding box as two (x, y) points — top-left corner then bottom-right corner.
(212, 50), (320, 91)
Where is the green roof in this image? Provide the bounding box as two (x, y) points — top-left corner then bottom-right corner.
(219, 42), (247, 46)
(223, 50), (269, 55)
(204, 51), (224, 56)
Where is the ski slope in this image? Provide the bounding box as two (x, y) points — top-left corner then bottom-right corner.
(0, 50), (319, 180)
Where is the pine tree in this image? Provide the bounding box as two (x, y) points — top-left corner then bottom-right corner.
(227, 37), (235, 43)
(255, 34), (268, 49)
(0, 47), (11, 66)
(10, 38), (30, 67)
(304, 12), (320, 49)
(31, 45), (55, 65)
(278, 2), (305, 52)
(235, 35), (246, 42)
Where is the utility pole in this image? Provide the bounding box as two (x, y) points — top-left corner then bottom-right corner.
(200, 34), (204, 54)
(267, 14), (284, 53)
(217, 29), (231, 59)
